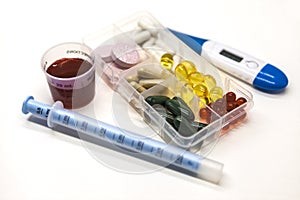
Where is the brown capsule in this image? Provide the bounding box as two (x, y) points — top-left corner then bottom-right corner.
(226, 101), (237, 112)
(199, 107), (211, 123)
(211, 98), (227, 116)
(236, 97), (247, 106)
(224, 91), (236, 102)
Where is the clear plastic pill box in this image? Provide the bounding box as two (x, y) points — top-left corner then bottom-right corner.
(84, 12), (254, 152)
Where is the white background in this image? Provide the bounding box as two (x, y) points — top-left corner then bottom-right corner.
(1, 0), (300, 199)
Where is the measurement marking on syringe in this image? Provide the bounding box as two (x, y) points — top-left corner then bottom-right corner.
(80, 121), (88, 131)
(136, 141), (144, 151)
(36, 107), (43, 115)
(175, 155), (183, 165)
(117, 134), (125, 144)
(155, 148), (163, 157)
(93, 127), (97, 134)
(63, 115), (70, 125)
(150, 147), (154, 152)
(97, 128), (106, 137)
(45, 109), (50, 118)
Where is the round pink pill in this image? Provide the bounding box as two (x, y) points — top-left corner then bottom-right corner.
(111, 43), (140, 69)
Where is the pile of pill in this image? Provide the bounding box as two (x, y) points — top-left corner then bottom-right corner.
(131, 20), (158, 49)
(159, 53), (224, 106)
(95, 43), (142, 82)
(145, 95), (207, 137)
(126, 66), (169, 93)
(199, 91), (247, 131)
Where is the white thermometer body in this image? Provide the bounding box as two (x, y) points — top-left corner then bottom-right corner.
(170, 29), (288, 92)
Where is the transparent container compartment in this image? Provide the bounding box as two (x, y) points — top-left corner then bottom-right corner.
(84, 12), (254, 152)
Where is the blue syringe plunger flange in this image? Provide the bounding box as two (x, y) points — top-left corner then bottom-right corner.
(22, 96), (34, 114)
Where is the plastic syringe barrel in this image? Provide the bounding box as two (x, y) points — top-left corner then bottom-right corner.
(22, 96), (223, 183)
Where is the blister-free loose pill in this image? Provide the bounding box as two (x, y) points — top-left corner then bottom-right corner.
(139, 79), (164, 89)
(173, 116), (207, 132)
(151, 104), (175, 125)
(178, 61), (197, 75)
(224, 91), (236, 102)
(199, 107), (211, 123)
(145, 95), (170, 106)
(142, 37), (156, 48)
(210, 86), (223, 102)
(199, 97), (211, 107)
(172, 96), (192, 111)
(165, 98), (195, 121)
(111, 43), (140, 68)
(203, 74), (216, 90)
(137, 20), (158, 36)
(193, 83), (209, 98)
(160, 53), (174, 71)
(133, 30), (152, 45)
(187, 72), (205, 86)
(130, 81), (146, 93)
(137, 67), (163, 79)
(211, 98), (227, 116)
(175, 63), (188, 82)
(236, 97), (247, 106)
(226, 101), (236, 112)
(181, 83), (194, 105)
(126, 74), (139, 82)
(173, 116), (198, 137)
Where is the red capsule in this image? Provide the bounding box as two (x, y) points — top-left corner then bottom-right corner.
(211, 98), (227, 116)
(224, 91), (236, 102)
(236, 97), (247, 106)
(226, 101), (237, 112)
(199, 107), (211, 123)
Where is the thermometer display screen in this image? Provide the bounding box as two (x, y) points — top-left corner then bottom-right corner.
(220, 49), (243, 62)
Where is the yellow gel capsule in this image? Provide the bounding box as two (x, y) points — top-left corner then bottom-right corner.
(187, 72), (205, 86)
(175, 64), (188, 82)
(160, 53), (174, 71)
(210, 86), (223, 102)
(204, 74), (216, 90)
(181, 83), (194, 105)
(199, 97), (212, 108)
(193, 82), (209, 98)
(179, 60), (197, 75)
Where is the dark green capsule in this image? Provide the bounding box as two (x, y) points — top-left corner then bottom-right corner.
(165, 98), (195, 121)
(172, 96), (190, 109)
(151, 104), (175, 125)
(145, 95), (170, 106)
(173, 116), (198, 137)
(173, 116), (208, 137)
(191, 121), (208, 131)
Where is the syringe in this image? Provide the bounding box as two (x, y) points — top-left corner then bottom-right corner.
(22, 96), (223, 183)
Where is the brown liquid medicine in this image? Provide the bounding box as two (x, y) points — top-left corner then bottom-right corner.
(46, 58), (95, 109)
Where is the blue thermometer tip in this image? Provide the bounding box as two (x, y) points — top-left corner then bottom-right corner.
(253, 64), (288, 92)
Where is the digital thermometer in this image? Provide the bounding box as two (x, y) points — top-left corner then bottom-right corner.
(169, 29), (288, 92)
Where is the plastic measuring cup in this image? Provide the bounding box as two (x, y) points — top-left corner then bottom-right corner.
(41, 42), (95, 109)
